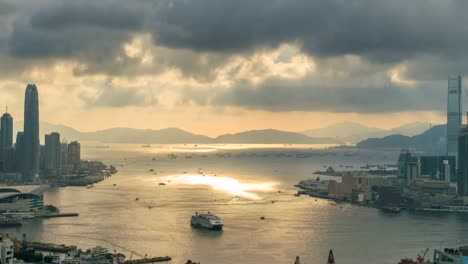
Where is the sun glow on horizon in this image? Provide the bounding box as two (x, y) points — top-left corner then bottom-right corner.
(168, 174), (278, 199)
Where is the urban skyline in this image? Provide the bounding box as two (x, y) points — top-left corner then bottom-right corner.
(0, 84), (84, 182)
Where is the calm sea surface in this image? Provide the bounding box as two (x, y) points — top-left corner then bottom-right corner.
(4, 144), (468, 264)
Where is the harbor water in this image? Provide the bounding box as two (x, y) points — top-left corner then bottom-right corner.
(4, 144), (468, 264)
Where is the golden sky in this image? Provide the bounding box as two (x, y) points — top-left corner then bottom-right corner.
(0, 0), (462, 137)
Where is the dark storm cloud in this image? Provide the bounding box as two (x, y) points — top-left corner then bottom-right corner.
(152, 0), (468, 62)
(8, 1), (146, 59)
(0, 0), (465, 113)
(80, 84), (157, 108)
(183, 78), (446, 113)
(29, 2), (143, 31)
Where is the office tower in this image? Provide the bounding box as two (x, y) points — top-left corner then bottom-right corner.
(0, 111), (13, 150)
(458, 126), (468, 196)
(61, 141), (68, 168)
(23, 84), (40, 181)
(447, 75), (462, 165)
(14, 132), (24, 175)
(44, 132), (61, 171)
(67, 141), (81, 171)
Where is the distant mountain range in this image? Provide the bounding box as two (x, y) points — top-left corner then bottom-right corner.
(10, 121), (440, 146)
(301, 122), (431, 143)
(356, 124), (446, 154)
(13, 121), (342, 144)
(213, 129), (337, 144)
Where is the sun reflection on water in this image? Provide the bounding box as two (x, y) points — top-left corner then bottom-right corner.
(169, 174), (278, 199)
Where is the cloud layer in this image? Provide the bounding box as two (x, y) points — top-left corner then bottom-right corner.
(0, 0), (465, 131)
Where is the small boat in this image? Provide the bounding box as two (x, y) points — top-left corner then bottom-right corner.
(159, 183), (166, 186)
(149, 169), (154, 172)
(260, 216), (265, 220)
(86, 185), (94, 189)
(148, 201), (155, 209)
(135, 197), (139, 201)
(113, 184), (117, 186)
(381, 207), (401, 213)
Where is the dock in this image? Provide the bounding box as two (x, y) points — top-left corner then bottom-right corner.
(28, 242), (77, 253)
(40, 213), (79, 218)
(125, 256), (172, 263)
(0, 217), (22, 227)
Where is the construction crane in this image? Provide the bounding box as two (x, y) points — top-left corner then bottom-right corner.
(294, 256), (300, 264)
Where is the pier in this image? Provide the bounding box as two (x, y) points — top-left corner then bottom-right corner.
(125, 256), (172, 263)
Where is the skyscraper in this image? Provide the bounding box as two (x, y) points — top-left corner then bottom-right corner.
(15, 132), (24, 173)
(447, 75), (462, 165)
(67, 141), (81, 171)
(0, 111), (13, 150)
(458, 126), (468, 196)
(44, 132), (61, 171)
(23, 84), (40, 182)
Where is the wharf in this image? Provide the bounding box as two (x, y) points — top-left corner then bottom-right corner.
(28, 242), (77, 253)
(0, 217), (22, 226)
(125, 256), (172, 263)
(40, 213), (79, 218)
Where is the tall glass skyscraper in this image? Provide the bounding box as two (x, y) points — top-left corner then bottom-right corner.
(447, 75), (462, 166)
(0, 112), (13, 150)
(23, 84), (40, 182)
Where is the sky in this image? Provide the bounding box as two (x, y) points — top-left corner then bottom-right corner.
(0, 0), (465, 137)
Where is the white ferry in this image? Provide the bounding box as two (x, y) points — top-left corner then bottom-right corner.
(295, 177), (329, 193)
(190, 212), (223, 231)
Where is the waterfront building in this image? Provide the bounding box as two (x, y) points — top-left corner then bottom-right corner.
(458, 126), (468, 196)
(23, 84), (40, 182)
(405, 157), (421, 186)
(403, 180), (457, 208)
(433, 244), (468, 264)
(419, 156), (456, 182)
(44, 133), (61, 174)
(67, 141), (81, 171)
(397, 151), (456, 185)
(376, 186), (402, 207)
(327, 172), (394, 201)
(447, 75), (462, 166)
(0, 185), (47, 212)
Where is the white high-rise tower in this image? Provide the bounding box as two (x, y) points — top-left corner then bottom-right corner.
(447, 75), (462, 166)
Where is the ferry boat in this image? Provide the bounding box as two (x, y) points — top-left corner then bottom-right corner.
(295, 177), (329, 194)
(190, 212), (223, 230)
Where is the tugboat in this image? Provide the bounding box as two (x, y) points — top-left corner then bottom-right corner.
(190, 212), (223, 231)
